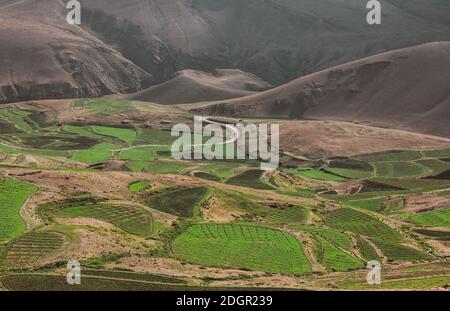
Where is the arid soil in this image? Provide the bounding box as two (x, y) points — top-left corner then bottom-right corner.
(404, 194), (450, 213)
(0, 0), (152, 104)
(278, 120), (450, 159)
(195, 42), (450, 138)
(124, 69), (272, 105)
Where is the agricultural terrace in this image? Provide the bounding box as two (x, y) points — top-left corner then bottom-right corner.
(172, 223), (311, 274)
(0, 178), (38, 243)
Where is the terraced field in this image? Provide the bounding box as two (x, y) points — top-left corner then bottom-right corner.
(82, 269), (187, 284)
(359, 150), (423, 162)
(324, 208), (403, 241)
(0, 274), (264, 291)
(264, 206), (309, 224)
(356, 238), (381, 261)
(284, 168), (346, 182)
(91, 126), (136, 144)
(126, 160), (191, 174)
(0, 99), (448, 290)
(172, 224), (311, 274)
(0, 178), (38, 243)
(71, 143), (116, 163)
(120, 147), (161, 161)
(326, 158), (374, 179)
(294, 226), (353, 251)
(4, 231), (67, 266)
(128, 181), (151, 192)
(373, 161), (427, 178)
(370, 239), (430, 262)
(416, 159), (450, 175)
(192, 172), (221, 182)
(312, 235), (362, 271)
(144, 187), (210, 218)
(226, 170), (274, 190)
(422, 149), (450, 158)
(409, 209), (450, 228)
(343, 198), (384, 212)
(40, 202), (153, 237)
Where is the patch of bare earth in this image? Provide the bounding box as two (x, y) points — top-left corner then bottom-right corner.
(404, 194), (450, 213)
(202, 196), (245, 222)
(279, 120), (450, 159)
(53, 224), (152, 263)
(105, 256), (264, 279)
(428, 240), (450, 257)
(20, 191), (63, 230)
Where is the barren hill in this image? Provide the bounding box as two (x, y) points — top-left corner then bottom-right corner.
(0, 0), (152, 104)
(278, 120), (450, 159)
(123, 69), (272, 105)
(80, 0), (450, 85)
(195, 42), (450, 138)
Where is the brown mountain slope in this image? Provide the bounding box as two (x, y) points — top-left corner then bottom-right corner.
(0, 0), (152, 104)
(194, 42), (450, 138)
(80, 0), (450, 85)
(123, 69), (272, 105)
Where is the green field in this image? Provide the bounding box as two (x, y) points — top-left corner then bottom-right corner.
(284, 168), (346, 182)
(422, 149), (450, 158)
(325, 167), (373, 179)
(294, 226), (353, 250)
(4, 231), (67, 266)
(145, 187), (210, 218)
(125, 160), (191, 174)
(0, 108), (33, 132)
(226, 170), (274, 190)
(373, 161), (427, 178)
(196, 162), (239, 180)
(172, 224), (311, 274)
(0, 178), (38, 243)
(343, 198), (384, 212)
(120, 147), (159, 161)
(409, 209), (450, 227)
(63, 125), (98, 138)
(91, 125), (136, 143)
(416, 159), (450, 175)
(324, 208), (402, 241)
(71, 143), (116, 163)
(128, 181), (151, 192)
(356, 238), (381, 261)
(370, 239), (430, 262)
(359, 150), (423, 162)
(39, 202), (153, 237)
(134, 128), (177, 146)
(264, 206), (309, 224)
(312, 235), (363, 271)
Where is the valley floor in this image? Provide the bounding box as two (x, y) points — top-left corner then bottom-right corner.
(0, 98), (448, 291)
